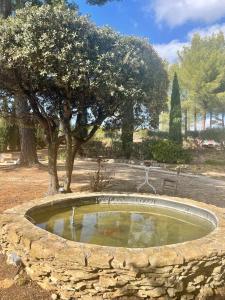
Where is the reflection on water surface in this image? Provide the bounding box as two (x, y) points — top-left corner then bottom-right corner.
(30, 204), (214, 248)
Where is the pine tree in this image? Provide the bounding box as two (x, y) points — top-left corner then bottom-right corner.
(169, 73), (182, 144)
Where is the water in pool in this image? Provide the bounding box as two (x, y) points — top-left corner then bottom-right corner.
(30, 204), (214, 248)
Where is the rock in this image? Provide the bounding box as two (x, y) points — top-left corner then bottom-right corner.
(199, 286), (214, 297)
(154, 266), (173, 274)
(109, 287), (137, 299)
(60, 290), (74, 300)
(213, 266), (222, 274)
(149, 249), (184, 267)
(165, 276), (176, 287)
(186, 283), (197, 293)
(180, 295), (194, 300)
(81, 296), (93, 300)
(6, 252), (21, 266)
(204, 261), (217, 267)
(75, 282), (86, 291)
(98, 276), (117, 288)
(148, 287), (165, 298)
(167, 287), (176, 297)
(51, 294), (58, 300)
(138, 287), (166, 298)
(194, 275), (205, 284)
(70, 271), (99, 282)
(0, 278), (14, 289)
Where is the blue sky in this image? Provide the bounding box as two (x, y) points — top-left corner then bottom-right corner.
(75, 0), (225, 63)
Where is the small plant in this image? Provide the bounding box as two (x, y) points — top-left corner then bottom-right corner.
(90, 157), (114, 192)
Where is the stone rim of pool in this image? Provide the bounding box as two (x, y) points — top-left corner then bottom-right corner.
(1, 193), (225, 299)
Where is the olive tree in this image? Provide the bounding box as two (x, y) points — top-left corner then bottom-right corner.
(0, 3), (168, 194)
(0, 4), (134, 193)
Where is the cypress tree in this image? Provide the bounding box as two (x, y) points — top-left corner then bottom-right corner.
(169, 73), (182, 144)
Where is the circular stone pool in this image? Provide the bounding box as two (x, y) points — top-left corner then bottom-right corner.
(1, 193), (225, 300)
(29, 202), (215, 248)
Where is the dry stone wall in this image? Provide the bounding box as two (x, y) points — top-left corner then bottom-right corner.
(0, 193), (225, 300)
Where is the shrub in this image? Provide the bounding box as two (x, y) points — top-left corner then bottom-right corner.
(186, 129), (225, 143)
(150, 131), (170, 139)
(204, 159), (225, 166)
(199, 128), (225, 143)
(133, 140), (157, 160)
(89, 158), (113, 191)
(111, 141), (123, 158)
(151, 140), (191, 164)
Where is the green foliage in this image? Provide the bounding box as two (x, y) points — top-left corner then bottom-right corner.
(204, 159), (225, 166)
(186, 131), (200, 139)
(0, 3), (168, 146)
(186, 128), (225, 143)
(132, 140), (155, 160)
(178, 33), (225, 117)
(169, 73), (182, 144)
(0, 119), (8, 152)
(0, 2), (169, 193)
(83, 139), (191, 163)
(0, 118), (20, 152)
(151, 140), (191, 164)
(199, 128), (225, 143)
(150, 131), (170, 139)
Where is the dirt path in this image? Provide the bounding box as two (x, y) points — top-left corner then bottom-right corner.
(1, 160), (225, 299)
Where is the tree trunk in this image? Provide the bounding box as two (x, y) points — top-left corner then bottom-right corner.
(64, 140), (80, 193)
(121, 104), (134, 159)
(202, 111), (206, 130)
(0, 0), (12, 18)
(64, 132), (73, 193)
(222, 113), (225, 128)
(15, 94), (38, 166)
(194, 109), (197, 131)
(210, 112), (213, 128)
(63, 107), (88, 192)
(184, 109), (188, 139)
(48, 140), (59, 195)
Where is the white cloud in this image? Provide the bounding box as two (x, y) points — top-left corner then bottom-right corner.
(154, 40), (188, 63)
(149, 0), (225, 27)
(154, 22), (225, 63)
(188, 23), (225, 39)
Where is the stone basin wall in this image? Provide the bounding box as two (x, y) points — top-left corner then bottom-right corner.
(0, 193), (225, 300)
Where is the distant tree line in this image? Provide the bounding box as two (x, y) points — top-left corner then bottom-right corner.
(162, 33), (225, 136)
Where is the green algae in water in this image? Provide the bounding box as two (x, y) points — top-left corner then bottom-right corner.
(30, 204), (215, 248)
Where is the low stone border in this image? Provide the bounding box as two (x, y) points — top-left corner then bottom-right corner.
(1, 193), (225, 300)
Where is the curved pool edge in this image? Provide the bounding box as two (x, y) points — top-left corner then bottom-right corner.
(26, 193), (217, 249)
(1, 193), (225, 299)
